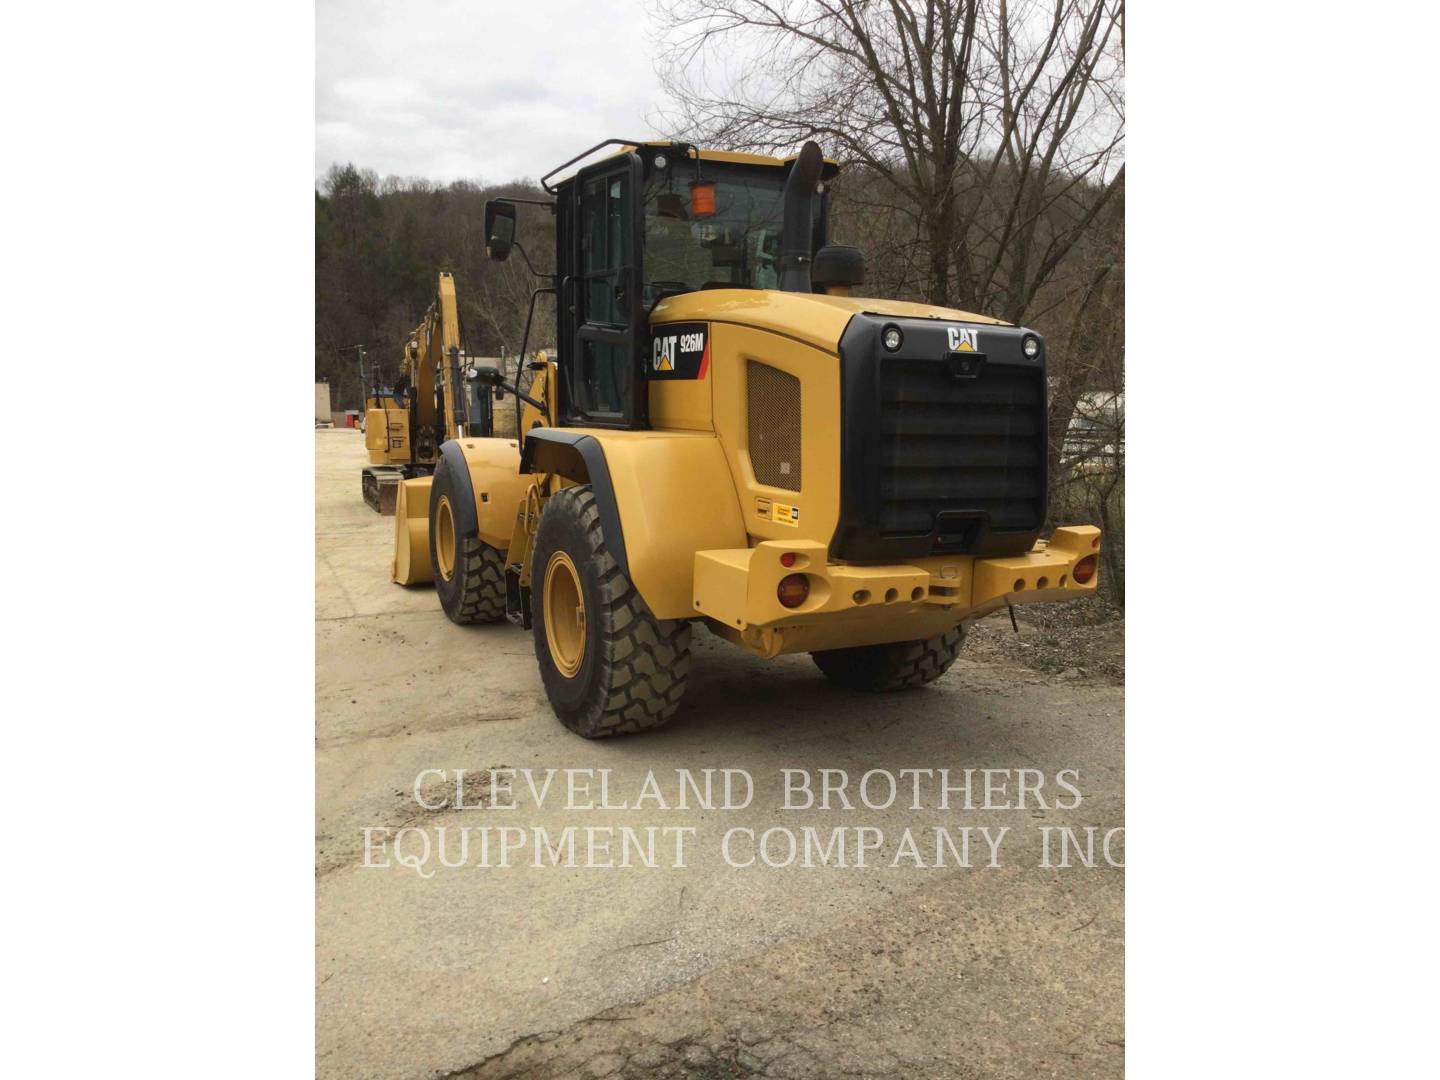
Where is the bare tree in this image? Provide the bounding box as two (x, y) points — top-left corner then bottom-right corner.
(1047, 185), (1123, 604)
(651, 0), (1124, 322)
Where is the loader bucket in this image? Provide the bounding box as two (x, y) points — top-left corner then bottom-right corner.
(392, 476), (435, 585)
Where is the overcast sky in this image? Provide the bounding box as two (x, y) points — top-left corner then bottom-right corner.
(317, 0), (676, 186)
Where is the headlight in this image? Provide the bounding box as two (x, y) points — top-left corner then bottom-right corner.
(882, 325), (903, 352)
(1022, 334), (1041, 359)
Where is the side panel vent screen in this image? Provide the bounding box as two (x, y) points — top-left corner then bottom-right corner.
(747, 361), (801, 491)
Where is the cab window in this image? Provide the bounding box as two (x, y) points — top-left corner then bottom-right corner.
(575, 172), (632, 419)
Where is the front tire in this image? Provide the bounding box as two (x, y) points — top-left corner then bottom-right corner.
(531, 485), (691, 737)
(429, 458), (505, 625)
(812, 627), (966, 692)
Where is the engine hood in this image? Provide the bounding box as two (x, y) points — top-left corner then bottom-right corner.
(649, 290), (1012, 355)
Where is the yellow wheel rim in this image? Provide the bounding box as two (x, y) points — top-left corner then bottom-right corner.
(435, 496), (456, 582)
(543, 551), (586, 678)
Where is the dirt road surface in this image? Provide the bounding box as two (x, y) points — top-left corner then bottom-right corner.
(316, 429), (1124, 1079)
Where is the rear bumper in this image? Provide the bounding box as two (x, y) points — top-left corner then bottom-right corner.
(693, 526), (1100, 657)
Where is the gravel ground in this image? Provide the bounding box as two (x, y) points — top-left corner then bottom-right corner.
(315, 430), (1125, 1080)
(965, 597), (1124, 685)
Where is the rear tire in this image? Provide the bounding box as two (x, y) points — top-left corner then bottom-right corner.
(429, 459), (505, 625)
(531, 485), (691, 737)
(811, 627), (966, 692)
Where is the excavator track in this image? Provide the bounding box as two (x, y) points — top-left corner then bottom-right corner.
(362, 466), (406, 515)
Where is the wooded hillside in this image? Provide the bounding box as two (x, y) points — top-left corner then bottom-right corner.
(315, 165), (555, 408)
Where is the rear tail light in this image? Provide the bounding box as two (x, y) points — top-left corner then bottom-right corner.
(777, 574), (810, 608)
(779, 552), (797, 567)
(1072, 555), (1098, 584)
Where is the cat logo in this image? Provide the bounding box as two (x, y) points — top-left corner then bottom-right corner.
(650, 324), (708, 379)
(947, 326), (979, 352)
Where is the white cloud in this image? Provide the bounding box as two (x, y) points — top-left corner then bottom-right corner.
(317, 0), (676, 185)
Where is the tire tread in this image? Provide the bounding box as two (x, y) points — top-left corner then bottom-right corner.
(448, 537), (506, 625)
(812, 626), (966, 692)
(535, 486), (691, 737)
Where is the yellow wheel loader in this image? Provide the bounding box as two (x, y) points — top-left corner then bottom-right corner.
(392, 140), (1102, 737)
(362, 272), (492, 513)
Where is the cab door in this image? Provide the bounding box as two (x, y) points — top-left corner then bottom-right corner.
(568, 153), (646, 428)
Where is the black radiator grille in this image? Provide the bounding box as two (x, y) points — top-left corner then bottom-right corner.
(878, 359), (1046, 539)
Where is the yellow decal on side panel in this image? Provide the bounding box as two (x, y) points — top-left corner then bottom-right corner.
(771, 503), (800, 527)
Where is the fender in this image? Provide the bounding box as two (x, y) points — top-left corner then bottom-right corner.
(522, 430), (630, 576)
(433, 442), (479, 538)
(523, 428), (747, 620)
(437, 437), (532, 552)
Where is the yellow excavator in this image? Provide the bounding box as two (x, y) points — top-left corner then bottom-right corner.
(392, 140), (1101, 737)
(362, 272), (492, 512)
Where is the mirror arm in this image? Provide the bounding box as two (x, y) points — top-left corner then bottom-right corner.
(512, 283), (557, 431)
(510, 240), (555, 283)
(499, 196), (557, 213)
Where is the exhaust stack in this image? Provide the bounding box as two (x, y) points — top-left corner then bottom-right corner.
(779, 141), (824, 293)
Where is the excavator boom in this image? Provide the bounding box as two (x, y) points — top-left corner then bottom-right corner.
(362, 272), (486, 513)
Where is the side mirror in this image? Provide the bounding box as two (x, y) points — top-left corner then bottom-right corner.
(484, 201), (516, 261)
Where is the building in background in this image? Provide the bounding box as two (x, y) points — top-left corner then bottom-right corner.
(1062, 389), (1124, 476)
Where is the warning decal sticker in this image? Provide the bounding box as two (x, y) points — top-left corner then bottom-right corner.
(771, 502), (800, 527)
(650, 322), (709, 380)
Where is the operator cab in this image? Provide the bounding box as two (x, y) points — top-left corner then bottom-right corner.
(637, 150), (829, 305)
(484, 141), (841, 432)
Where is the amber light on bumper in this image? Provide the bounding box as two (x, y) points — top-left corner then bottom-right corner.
(1072, 555), (1098, 584)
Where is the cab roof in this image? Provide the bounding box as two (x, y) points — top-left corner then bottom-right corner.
(542, 138), (840, 192)
(632, 142), (840, 171)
